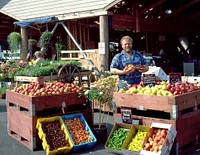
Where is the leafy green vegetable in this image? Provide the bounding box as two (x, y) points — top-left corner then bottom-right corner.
(14, 60), (82, 77)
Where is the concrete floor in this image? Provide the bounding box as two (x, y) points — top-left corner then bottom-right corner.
(1, 99), (200, 155)
(0, 99), (118, 155)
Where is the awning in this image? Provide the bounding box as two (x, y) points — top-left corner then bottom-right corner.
(14, 16), (57, 28)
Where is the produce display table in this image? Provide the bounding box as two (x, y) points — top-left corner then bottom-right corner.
(14, 70), (92, 87)
(14, 75), (57, 83)
(112, 91), (200, 155)
(6, 90), (92, 151)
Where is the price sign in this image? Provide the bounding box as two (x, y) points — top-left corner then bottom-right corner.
(121, 107), (132, 124)
(143, 74), (156, 87)
(169, 72), (182, 84)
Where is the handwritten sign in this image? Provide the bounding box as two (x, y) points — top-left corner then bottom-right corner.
(121, 107), (132, 124)
(143, 74), (156, 87)
(169, 73), (182, 84)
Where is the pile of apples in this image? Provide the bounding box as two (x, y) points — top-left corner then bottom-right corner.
(118, 81), (200, 96)
(11, 81), (85, 96)
(166, 81), (198, 95)
(143, 128), (168, 153)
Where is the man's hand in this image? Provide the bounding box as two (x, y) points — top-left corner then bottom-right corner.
(124, 64), (135, 74)
(138, 65), (149, 73)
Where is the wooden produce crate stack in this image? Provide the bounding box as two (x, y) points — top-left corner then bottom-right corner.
(6, 90), (92, 151)
(112, 91), (200, 155)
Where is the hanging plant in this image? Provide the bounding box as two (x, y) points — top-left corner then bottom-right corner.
(7, 32), (21, 53)
(55, 40), (63, 53)
(28, 38), (37, 47)
(55, 39), (64, 60)
(39, 31), (53, 50)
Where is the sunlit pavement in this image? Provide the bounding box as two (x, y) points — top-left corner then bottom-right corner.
(1, 99), (200, 155)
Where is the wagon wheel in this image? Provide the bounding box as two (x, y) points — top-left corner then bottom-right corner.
(57, 64), (82, 86)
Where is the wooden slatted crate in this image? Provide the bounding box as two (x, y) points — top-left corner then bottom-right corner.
(113, 112), (200, 155)
(112, 91), (200, 155)
(113, 90), (200, 119)
(6, 90), (87, 116)
(6, 90), (92, 150)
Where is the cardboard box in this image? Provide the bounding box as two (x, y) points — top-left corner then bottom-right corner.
(182, 76), (200, 83)
(140, 123), (177, 155)
(121, 125), (150, 155)
(143, 66), (168, 81)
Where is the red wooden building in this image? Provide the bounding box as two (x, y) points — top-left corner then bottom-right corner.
(0, 0), (200, 74)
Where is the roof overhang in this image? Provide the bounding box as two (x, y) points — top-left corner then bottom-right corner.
(56, 9), (113, 21)
(0, 0), (122, 22)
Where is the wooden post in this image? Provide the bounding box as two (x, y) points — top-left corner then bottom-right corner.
(135, 1), (140, 32)
(20, 28), (28, 61)
(99, 15), (109, 71)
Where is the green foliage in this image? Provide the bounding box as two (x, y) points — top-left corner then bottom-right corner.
(55, 40), (63, 53)
(82, 72), (116, 129)
(0, 82), (15, 94)
(14, 60), (82, 77)
(28, 39), (37, 47)
(7, 32), (21, 53)
(0, 86), (7, 94)
(0, 61), (21, 82)
(40, 31), (53, 49)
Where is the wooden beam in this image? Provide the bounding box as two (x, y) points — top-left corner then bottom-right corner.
(135, 1), (140, 32)
(111, 14), (136, 30)
(162, 0), (200, 20)
(140, 0), (166, 14)
(184, 12), (200, 22)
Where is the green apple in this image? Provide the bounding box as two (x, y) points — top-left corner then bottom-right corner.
(119, 88), (125, 93)
(129, 87), (138, 94)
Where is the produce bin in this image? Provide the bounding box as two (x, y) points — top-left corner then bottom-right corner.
(6, 90), (87, 116)
(105, 123), (133, 152)
(113, 91), (200, 155)
(6, 89), (91, 150)
(36, 116), (73, 155)
(140, 123), (177, 155)
(121, 125), (150, 155)
(62, 113), (97, 152)
(113, 91), (200, 119)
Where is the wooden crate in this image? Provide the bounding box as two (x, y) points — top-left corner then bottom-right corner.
(113, 91), (200, 119)
(113, 110), (200, 155)
(6, 90), (87, 116)
(7, 107), (41, 151)
(14, 75), (58, 83)
(6, 90), (92, 150)
(7, 105), (92, 151)
(113, 91), (200, 154)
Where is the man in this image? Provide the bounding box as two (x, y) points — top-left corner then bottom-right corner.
(110, 36), (149, 88)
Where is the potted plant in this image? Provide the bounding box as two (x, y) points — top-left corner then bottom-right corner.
(7, 32), (21, 58)
(82, 71), (116, 143)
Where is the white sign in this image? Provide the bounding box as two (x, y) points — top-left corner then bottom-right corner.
(98, 42), (105, 54)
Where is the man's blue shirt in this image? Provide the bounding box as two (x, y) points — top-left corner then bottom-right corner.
(110, 50), (147, 85)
